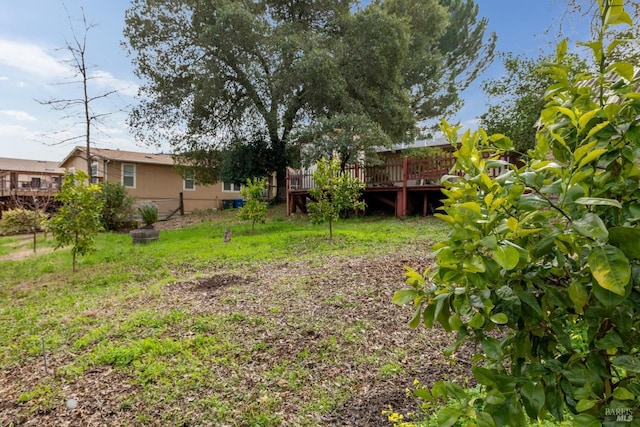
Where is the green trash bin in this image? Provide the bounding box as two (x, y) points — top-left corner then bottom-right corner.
(222, 199), (234, 210)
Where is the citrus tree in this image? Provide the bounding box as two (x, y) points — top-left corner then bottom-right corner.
(393, 1), (640, 425)
(238, 177), (269, 232)
(50, 171), (104, 272)
(308, 158), (365, 240)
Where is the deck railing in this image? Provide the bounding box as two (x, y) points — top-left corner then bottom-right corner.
(0, 180), (61, 198)
(287, 153), (516, 192)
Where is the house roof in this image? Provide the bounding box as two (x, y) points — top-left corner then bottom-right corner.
(376, 137), (450, 153)
(0, 157), (65, 174)
(59, 146), (175, 168)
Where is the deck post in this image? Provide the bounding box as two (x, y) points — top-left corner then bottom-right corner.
(400, 156), (408, 217)
(285, 168), (291, 216)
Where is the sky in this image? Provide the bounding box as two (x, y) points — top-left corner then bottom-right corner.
(0, 0), (591, 162)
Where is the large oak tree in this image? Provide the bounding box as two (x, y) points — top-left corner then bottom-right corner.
(124, 0), (495, 200)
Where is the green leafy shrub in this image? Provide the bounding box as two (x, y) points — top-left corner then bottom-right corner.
(308, 158), (366, 240)
(49, 171), (104, 272)
(137, 202), (159, 228)
(99, 181), (135, 231)
(238, 177), (268, 231)
(0, 208), (45, 235)
(394, 2), (640, 425)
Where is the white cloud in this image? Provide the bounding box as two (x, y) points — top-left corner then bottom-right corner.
(0, 76), (8, 81)
(0, 39), (71, 81)
(0, 110), (36, 121)
(90, 70), (139, 97)
(459, 118), (481, 130)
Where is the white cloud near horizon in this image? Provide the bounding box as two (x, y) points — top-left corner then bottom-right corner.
(0, 39), (71, 80)
(0, 110), (37, 121)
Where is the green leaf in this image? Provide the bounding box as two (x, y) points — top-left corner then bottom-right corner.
(609, 227), (640, 260)
(475, 412), (497, 427)
(572, 213), (609, 242)
(568, 280), (589, 313)
(468, 312), (485, 329)
(595, 331), (624, 349)
(575, 399), (596, 412)
(472, 366), (497, 387)
(409, 307), (421, 329)
(607, 61), (635, 81)
(588, 246), (631, 296)
(485, 389), (506, 405)
(520, 381), (545, 419)
(578, 148), (607, 169)
(574, 197), (622, 208)
(611, 355), (640, 373)
(436, 406), (461, 427)
(479, 235), (498, 250)
(574, 140), (597, 161)
(592, 280), (628, 307)
(493, 245), (519, 271)
(613, 387), (635, 400)
(573, 414), (601, 427)
(514, 290), (544, 320)
(578, 112), (598, 132)
(584, 120), (611, 141)
(545, 387), (564, 420)
(482, 337), (502, 360)
(490, 313), (509, 325)
(392, 289), (418, 305)
(604, 2), (633, 26)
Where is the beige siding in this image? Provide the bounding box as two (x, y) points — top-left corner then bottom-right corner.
(60, 147), (243, 214)
(102, 161), (241, 214)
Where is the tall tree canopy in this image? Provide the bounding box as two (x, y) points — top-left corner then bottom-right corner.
(480, 52), (588, 154)
(124, 0), (496, 199)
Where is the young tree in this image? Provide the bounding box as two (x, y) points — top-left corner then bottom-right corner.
(123, 0), (495, 201)
(50, 171), (104, 272)
(394, 1), (640, 424)
(237, 177), (269, 232)
(37, 7), (120, 177)
(308, 158), (365, 240)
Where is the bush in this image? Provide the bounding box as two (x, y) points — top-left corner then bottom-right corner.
(237, 177), (268, 231)
(99, 182), (135, 231)
(394, 3), (640, 425)
(0, 208), (46, 235)
(137, 202), (158, 228)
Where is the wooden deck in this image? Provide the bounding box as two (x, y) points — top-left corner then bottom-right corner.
(286, 154), (514, 217)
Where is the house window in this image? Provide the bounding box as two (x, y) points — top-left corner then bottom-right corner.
(122, 164), (135, 188)
(31, 177), (41, 189)
(222, 182), (242, 192)
(90, 162), (99, 184)
(184, 170), (195, 191)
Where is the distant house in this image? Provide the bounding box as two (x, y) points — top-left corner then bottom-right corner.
(59, 146), (242, 216)
(0, 157), (65, 198)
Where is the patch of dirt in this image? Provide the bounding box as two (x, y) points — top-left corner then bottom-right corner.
(191, 274), (249, 291)
(0, 233), (54, 262)
(1, 225), (474, 426)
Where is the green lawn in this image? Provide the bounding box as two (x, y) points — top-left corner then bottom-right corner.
(1, 208), (458, 426)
